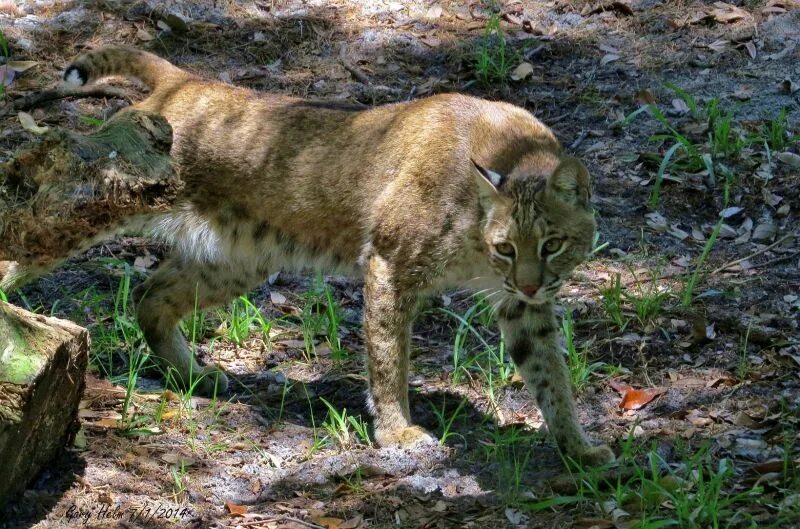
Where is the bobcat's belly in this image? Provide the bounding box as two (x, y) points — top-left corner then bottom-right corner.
(153, 204), (361, 277)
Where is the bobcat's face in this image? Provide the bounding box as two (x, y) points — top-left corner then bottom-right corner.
(475, 157), (595, 305)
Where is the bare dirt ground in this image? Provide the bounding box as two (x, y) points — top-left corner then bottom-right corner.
(1, 0), (799, 528)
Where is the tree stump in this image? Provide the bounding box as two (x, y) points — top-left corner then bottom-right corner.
(0, 301), (89, 506)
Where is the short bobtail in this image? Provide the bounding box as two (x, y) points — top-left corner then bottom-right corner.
(64, 45), (189, 90)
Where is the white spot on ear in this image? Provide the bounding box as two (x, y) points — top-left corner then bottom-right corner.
(484, 168), (503, 188)
(65, 68), (84, 86)
(472, 159), (505, 191)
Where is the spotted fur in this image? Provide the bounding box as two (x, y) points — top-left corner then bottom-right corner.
(57, 46), (613, 464)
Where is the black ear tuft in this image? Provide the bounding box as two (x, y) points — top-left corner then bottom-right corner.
(63, 64), (88, 86)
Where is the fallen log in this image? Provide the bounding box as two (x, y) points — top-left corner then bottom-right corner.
(0, 109), (179, 288)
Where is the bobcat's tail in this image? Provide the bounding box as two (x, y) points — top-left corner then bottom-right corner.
(64, 46), (189, 90)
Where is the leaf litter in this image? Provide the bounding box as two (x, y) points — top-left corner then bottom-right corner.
(1, 0), (799, 527)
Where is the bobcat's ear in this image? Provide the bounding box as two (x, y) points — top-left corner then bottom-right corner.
(472, 159), (505, 196)
(548, 157), (591, 209)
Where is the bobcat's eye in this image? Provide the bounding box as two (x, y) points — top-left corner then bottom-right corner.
(543, 238), (563, 255)
(495, 242), (516, 258)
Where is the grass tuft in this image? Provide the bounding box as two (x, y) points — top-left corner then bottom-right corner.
(473, 13), (514, 85)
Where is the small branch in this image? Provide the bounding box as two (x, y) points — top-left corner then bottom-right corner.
(3, 86), (131, 115)
(340, 58), (371, 85)
(228, 516), (325, 529)
(569, 130), (588, 150)
(749, 249), (800, 271)
(711, 234), (795, 275)
(338, 44), (371, 86)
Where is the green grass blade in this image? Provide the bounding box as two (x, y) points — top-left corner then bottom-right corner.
(649, 142), (683, 209)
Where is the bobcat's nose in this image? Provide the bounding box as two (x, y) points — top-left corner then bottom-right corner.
(519, 284), (539, 298)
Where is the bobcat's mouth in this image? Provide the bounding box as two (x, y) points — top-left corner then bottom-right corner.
(510, 280), (562, 305)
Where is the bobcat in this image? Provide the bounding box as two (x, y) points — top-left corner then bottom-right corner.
(60, 46), (613, 464)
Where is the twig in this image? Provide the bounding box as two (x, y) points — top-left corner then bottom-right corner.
(340, 58), (371, 85)
(543, 466), (636, 495)
(3, 86), (131, 115)
(569, 130), (588, 150)
(228, 516), (325, 529)
(226, 516), (278, 528)
(749, 249), (800, 271)
(280, 517), (325, 529)
(711, 234), (795, 275)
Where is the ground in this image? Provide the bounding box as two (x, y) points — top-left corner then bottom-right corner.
(1, 0), (799, 528)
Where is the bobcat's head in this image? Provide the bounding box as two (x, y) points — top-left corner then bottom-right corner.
(474, 157), (595, 305)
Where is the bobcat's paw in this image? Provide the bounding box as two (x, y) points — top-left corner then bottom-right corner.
(375, 425), (437, 448)
(193, 366), (229, 396)
(578, 444), (616, 466)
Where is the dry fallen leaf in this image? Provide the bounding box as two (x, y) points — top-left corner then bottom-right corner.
(78, 409), (123, 420)
(763, 0), (800, 13)
(6, 60), (38, 73)
(137, 27), (155, 41)
(610, 380), (666, 410)
(620, 388), (666, 410)
(311, 517), (344, 529)
(574, 518), (615, 529)
(708, 39), (731, 52)
(161, 452), (199, 467)
(159, 410), (179, 421)
(672, 98), (690, 114)
(18, 111), (50, 135)
(340, 515), (364, 529)
(709, 2), (750, 23)
(510, 62), (534, 81)
(225, 502), (248, 516)
(270, 291), (287, 305)
(93, 418), (122, 428)
(276, 339), (308, 349)
(707, 375), (737, 387)
(686, 409), (714, 427)
(744, 40), (757, 59)
(635, 89), (656, 105)
(733, 411), (762, 428)
(600, 53), (620, 65)
(431, 500), (449, 512)
(419, 35), (441, 47)
(751, 460), (790, 476)
(732, 85), (753, 100)
(776, 151), (800, 167)
(424, 4), (443, 19)
(752, 222), (777, 241)
(720, 206), (744, 218)
(505, 508), (527, 525)
(133, 254), (157, 271)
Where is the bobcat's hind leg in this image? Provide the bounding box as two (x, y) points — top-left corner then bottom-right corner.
(134, 256), (265, 396)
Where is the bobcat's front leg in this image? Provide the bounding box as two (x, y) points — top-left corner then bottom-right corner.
(363, 254), (435, 447)
(499, 300), (614, 466)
